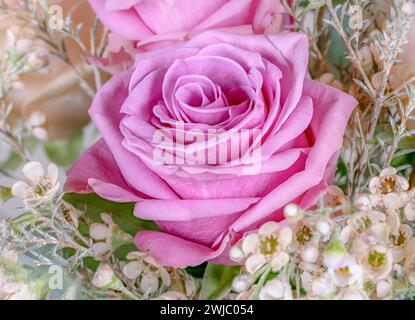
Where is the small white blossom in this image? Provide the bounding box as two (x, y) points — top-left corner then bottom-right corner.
(230, 221), (292, 274)
(11, 161), (59, 207)
(122, 251), (170, 295)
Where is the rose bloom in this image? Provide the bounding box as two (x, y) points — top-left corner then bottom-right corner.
(1, 0), (98, 140)
(65, 31), (357, 267)
(89, 0), (289, 48)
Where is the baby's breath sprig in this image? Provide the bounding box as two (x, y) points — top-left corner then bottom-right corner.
(1, 161), (195, 300)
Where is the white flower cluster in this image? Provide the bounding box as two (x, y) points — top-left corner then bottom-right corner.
(91, 252), (197, 300)
(229, 168), (415, 300)
(0, 248), (35, 300)
(6, 24), (50, 72)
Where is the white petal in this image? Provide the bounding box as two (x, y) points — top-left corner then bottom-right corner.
(339, 225), (353, 244)
(159, 267), (171, 287)
(140, 273), (159, 294)
(386, 210), (400, 234)
(337, 288), (368, 300)
(47, 163), (59, 184)
(283, 204), (301, 219)
(144, 255), (160, 268)
(301, 244), (319, 263)
(100, 212), (114, 225)
(122, 261), (142, 280)
(271, 252), (290, 272)
(232, 274), (253, 293)
(376, 279), (392, 298)
(398, 176), (409, 191)
(241, 233), (259, 255)
(22, 161), (44, 183)
(11, 181), (30, 199)
(92, 263), (115, 288)
(32, 127), (48, 141)
(68, 210), (79, 228)
(383, 193), (401, 210)
(126, 251), (145, 260)
(326, 185), (344, 197)
(261, 279), (285, 299)
(408, 272), (415, 286)
(368, 177), (380, 194)
(400, 224), (412, 238)
(311, 274), (334, 296)
(380, 167), (397, 177)
(258, 221), (279, 236)
(369, 222), (390, 243)
(229, 246), (244, 262)
(404, 202), (415, 221)
(154, 292), (187, 300)
(316, 219), (332, 238)
(27, 111), (46, 127)
(89, 223), (111, 240)
(90, 242), (111, 257)
(245, 254), (266, 274)
(301, 271), (313, 292)
(354, 195), (371, 210)
(369, 210), (387, 222)
(184, 278), (196, 296)
(279, 227), (293, 248)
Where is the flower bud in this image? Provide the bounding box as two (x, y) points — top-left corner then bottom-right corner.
(92, 263), (124, 291)
(229, 246), (244, 262)
(89, 223), (111, 241)
(140, 273), (159, 294)
(122, 261), (142, 280)
(284, 204), (302, 220)
(232, 274), (253, 293)
(354, 195), (371, 210)
(301, 244), (319, 263)
(316, 218), (333, 240)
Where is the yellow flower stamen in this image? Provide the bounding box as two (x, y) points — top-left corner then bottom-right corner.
(259, 235), (279, 256)
(368, 250), (386, 268)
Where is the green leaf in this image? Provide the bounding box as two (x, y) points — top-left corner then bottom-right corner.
(0, 186), (12, 204)
(186, 262), (207, 278)
(44, 132), (83, 167)
(63, 193), (160, 236)
(199, 263), (240, 300)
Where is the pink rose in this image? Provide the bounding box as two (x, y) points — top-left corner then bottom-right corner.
(89, 0), (289, 47)
(65, 31), (356, 268)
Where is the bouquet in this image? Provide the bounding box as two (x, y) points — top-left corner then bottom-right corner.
(1, 0), (415, 301)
